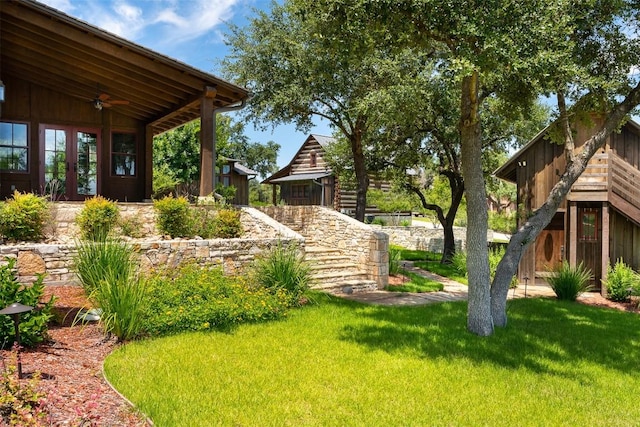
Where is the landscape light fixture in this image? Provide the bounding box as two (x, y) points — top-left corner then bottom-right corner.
(0, 302), (34, 378)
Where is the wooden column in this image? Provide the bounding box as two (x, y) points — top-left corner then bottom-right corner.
(569, 202), (578, 267)
(144, 124), (153, 200)
(601, 202), (610, 296)
(199, 86), (217, 197)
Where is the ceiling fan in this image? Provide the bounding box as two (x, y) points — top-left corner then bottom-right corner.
(92, 93), (130, 110)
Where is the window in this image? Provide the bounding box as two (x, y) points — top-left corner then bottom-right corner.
(310, 151), (317, 167)
(291, 184), (309, 199)
(0, 122), (28, 172)
(112, 133), (136, 176)
(579, 210), (599, 241)
(219, 164), (231, 187)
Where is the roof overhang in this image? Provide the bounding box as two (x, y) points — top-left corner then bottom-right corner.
(1, 0), (249, 135)
(268, 172), (332, 183)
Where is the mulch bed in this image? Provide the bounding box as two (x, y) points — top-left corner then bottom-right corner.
(2, 284), (638, 426)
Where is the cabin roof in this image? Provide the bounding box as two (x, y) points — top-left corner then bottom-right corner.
(494, 118), (640, 183)
(1, 0), (249, 135)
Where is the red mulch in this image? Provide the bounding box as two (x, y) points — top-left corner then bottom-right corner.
(2, 284), (638, 426)
(1, 286), (149, 427)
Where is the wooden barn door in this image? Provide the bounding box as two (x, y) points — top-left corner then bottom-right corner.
(577, 206), (602, 289)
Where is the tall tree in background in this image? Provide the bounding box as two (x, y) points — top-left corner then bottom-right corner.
(304, 0), (640, 335)
(153, 115), (279, 196)
(222, 3), (426, 221)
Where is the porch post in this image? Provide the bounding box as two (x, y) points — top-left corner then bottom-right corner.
(569, 202), (578, 267)
(199, 86), (217, 197)
(144, 124), (153, 200)
(601, 203), (610, 297)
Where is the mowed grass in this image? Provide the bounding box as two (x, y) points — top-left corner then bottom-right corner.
(104, 295), (640, 426)
(386, 270), (444, 292)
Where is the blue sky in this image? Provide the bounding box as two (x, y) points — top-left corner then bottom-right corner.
(38, 0), (333, 169)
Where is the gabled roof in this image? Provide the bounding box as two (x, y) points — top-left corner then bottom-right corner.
(262, 134), (335, 184)
(1, 0), (249, 134)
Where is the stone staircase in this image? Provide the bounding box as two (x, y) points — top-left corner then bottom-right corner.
(273, 218), (378, 294)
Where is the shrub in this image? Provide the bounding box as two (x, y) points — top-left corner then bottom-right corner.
(603, 259), (640, 302)
(451, 251), (467, 277)
(118, 214), (145, 238)
(547, 261), (592, 301)
(252, 242), (311, 303)
(389, 247), (402, 275)
(0, 191), (49, 242)
(212, 208), (243, 238)
(76, 196), (119, 240)
(141, 263), (291, 336)
(0, 353), (48, 426)
(0, 258), (55, 349)
(190, 207), (216, 239)
(154, 195), (193, 238)
(73, 237), (145, 341)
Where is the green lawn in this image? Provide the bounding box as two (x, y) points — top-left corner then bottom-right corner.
(386, 270), (444, 292)
(105, 296), (640, 426)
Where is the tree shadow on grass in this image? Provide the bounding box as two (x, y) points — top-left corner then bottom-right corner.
(332, 296), (640, 378)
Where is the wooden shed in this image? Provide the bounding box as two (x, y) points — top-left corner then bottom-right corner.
(495, 118), (640, 294)
(218, 157), (257, 205)
(0, 0), (249, 201)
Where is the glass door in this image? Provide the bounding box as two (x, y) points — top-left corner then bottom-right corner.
(41, 126), (100, 200)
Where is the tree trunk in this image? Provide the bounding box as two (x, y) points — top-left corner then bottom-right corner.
(351, 125), (368, 222)
(441, 172), (464, 264)
(460, 72), (493, 336)
(490, 83), (640, 327)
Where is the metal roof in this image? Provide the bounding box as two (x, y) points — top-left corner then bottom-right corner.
(268, 172), (332, 183)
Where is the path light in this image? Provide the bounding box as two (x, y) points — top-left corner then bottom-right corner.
(523, 276), (529, 298)
(0, 302), (34, 379)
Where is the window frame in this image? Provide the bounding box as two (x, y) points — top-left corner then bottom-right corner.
(111, 131), (137, 178)
(291, 184), (309, 199)
(0, 121), (30, 173)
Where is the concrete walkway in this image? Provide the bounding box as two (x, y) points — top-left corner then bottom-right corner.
(340, 261), (556, 306)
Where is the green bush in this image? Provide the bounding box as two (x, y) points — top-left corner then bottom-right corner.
(603, 259), (640, 302)
(118, 214), (145, 238)
(0, 258), (55, 349)
(252, 242), (311, 304)
(547, 261), (592, 301)
(212, 208), (243, 238)
(141, 263), (291, 336)
(1, 353), (48, 425)
(76, 195), (119, 240)
(154, 195), (193, 238)
(488, 211), (517, 234)
(0, 191), (49, 242)
(73, 236), (145, 341)
(451, 251), (467, 277)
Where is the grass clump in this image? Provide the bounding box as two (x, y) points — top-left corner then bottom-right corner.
(389, 246), (402, 275)
(252, 242), (310, 304)
(385, 270), (443, 293)
(547, 260), (592, 301)
(0, 191), (49, 242)
(76, 195), (119, 240)
(73, 236), (145, 341)
(603, 259), (640, 302)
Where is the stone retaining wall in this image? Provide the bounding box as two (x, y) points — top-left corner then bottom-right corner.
(380, 226), (467, 253)
(259, 206), (389, 287)
(1, 203), (303, 286)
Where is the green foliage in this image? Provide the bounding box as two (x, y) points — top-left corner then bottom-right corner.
(76, 195), (119, 240)
(251, 242), (311, 303)
(154, 196), (193, 238)
(118, 214), (145, 239)
(389, 247), (402, 276)
(0, 192), (49, 242)
(451, 251), (467, 278)
(215, 183), (237, 203)
(603, 259), (640, 303)
(371, 218), (386, 226)
(73, 236), (145, 341)
(488, 211), (516, 234)
(141, 263), (291, 336)
(0, 259), (55, 349)
(212, 208), (243, 238)
(547, 261), (593, 301)
(0, 353), (48, 426)
(385, 271), (444, 293)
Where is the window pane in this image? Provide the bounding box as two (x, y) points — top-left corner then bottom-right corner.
(112, 133), (136, 176)
(13, 124), (27, 147)
(222, 165), (231, 174)
(0, 122), (28, 171)
(14, 148), (27, 171)
(0, 123), (12, 144)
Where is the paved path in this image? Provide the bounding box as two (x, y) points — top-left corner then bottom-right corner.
(340, 261), (556, 306)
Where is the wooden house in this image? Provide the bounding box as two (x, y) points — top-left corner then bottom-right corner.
(218, 157), (257, 205)
(495, 118), (640, 293)
(0, 0), (249, 202)
(262, 134), (399, 218)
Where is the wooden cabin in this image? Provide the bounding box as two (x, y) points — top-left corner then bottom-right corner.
(262, 134), (402, 218)
(0, 0), (249, 202)
(218, 158), (257, 205)
(495, 118), (640, 294)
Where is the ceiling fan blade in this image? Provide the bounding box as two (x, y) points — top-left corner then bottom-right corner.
(98, 93), (111, 101)
(102, 102), (112, 108)
(109, 100), (130, 105)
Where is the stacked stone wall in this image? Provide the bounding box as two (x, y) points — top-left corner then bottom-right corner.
(1, 203), (303, 286)
(380, 226), (467, 253)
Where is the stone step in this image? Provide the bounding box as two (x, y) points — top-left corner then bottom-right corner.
(311, 279), (378, 294)
(306, 254), (353, 265)
(310, 270), (370, 284)
(309, 261), (362, 272)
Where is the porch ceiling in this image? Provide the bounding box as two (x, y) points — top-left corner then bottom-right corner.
(0, 0), (249, 135)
